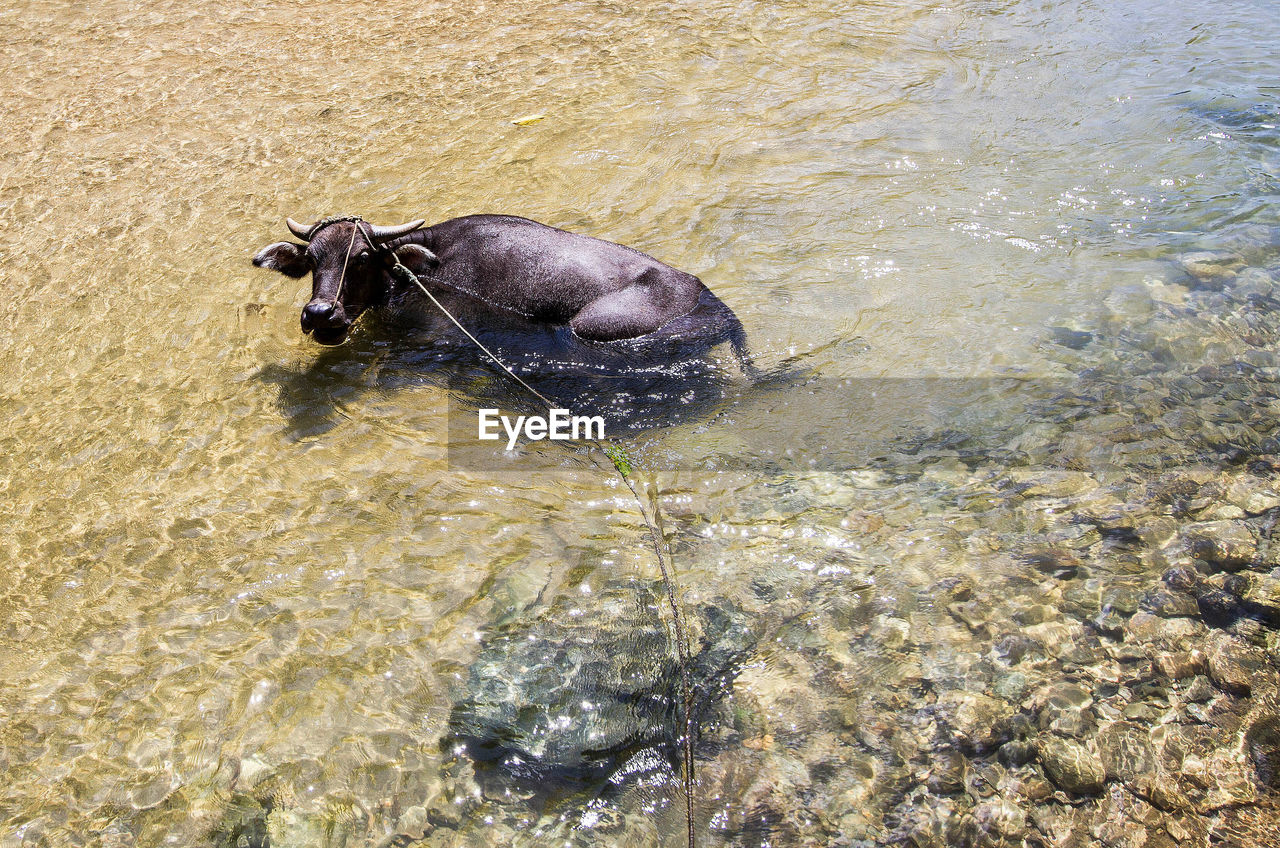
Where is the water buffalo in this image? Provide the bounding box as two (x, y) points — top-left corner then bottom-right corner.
(252, 214), (753, 374)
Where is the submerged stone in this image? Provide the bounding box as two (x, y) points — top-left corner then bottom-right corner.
(933, 691), (1014, 754)
(1183, 520), (1257, 569)
(1036, 682), (1095, 738)
(1097, 721), (1156, 784)
(445, 582), (753, 786)
(1038, 736), (1106, 795)
(1173, 250), (1245, 289)
(1205, 631), (1266, 695)
(1245, 714), (1280, 789)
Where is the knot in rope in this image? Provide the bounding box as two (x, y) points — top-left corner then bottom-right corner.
(304, 214), (366, 240)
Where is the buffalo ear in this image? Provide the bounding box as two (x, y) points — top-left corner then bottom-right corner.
(252, 242), (311, 278)
(392, 243), (439, 273)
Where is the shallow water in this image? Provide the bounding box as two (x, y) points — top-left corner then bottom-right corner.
(2, 0), (1279, 845)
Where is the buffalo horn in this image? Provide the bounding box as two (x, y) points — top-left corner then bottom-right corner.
(286, 217), (315, 241)
(369, 220), (426, 242)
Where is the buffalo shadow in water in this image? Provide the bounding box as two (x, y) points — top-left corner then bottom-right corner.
(255, 289), (765, 444)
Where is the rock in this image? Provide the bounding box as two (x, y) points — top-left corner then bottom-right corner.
(947, 600), (997, 637)
(1103, 585), (1142, 615)
(395, 806), (429, 840)
(1193, 584), (1251, 626)
(1039, 736), (1106, 795)
(100, 825), (134, 848)
(1105, 284), (1155, 318)
(1093, 586), (1140, 635)
(992, 670), (1031, 702)
(1012, 604), (1056, 626)
(994, 634), (1040, 665)
(1060, 583), (1103, 621)
(1183, 520), (1257, 569)
(1148, 778), (1194, 814)
(1154, 651), (1207, 680)
(1124, 612), (1206, 651)
(1035, 682), (1095, 738)
(1162, 565), (1202, 594)
(235, 756), (274, 790)
(1225, 475), (1280, 515)
(1107, 642), (1149, 665)
(1023, 621), (1082, 658)
(209, 793), (270, 848)
(1049, 326), (1094, 349)
(268, 806), (363, 848)
(997, 739), (1036, 767)
(925, 750), (967, 795)
(870, 614), (911, 649)
(1008, 470), (1098, 498)
(1097, 721), (1157, 784)
(1240, 572), (1280, 624)
(1025, 549), (1083, 580)
(972, 798), (1029, 841)
(933, 691), (1014, 754)
(1020, 773), (1055, 803)
(1139, 587), (1200, 618)
(1092, 607), (1128, 637)
(1175, 250), (1245, 289)
(1232, 267), (1276, 300)
(1245, 715), (1280, 789)
(426, 794), (467, 829)
(1136, 517), (1180, 548)
(1205, 631), (1267, 695)
(1183, 675), (1215, 703)
(445, 583), (754, 784)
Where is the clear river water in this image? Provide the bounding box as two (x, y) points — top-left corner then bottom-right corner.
(2, 0), (1279, 846)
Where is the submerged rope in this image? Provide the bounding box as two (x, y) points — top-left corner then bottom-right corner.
(384, 256), (700, 847)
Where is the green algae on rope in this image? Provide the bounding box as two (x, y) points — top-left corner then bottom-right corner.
(395, 253), (700, 847)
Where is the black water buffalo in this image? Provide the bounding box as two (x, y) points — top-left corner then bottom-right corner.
(252, 214), (752, 373)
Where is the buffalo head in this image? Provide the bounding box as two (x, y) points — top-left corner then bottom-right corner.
(252, 216), (436, 345)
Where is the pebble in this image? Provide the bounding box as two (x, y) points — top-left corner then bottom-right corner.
(1038, 736), (1106, 795)
(1182, 520), (1258, 569)
(1205, 631), (1266, 695)
(1035, 682), (1095, 738)
(1124, 612), (1205, 650)
(1140, 587), (1200, 618)
(1183, 675), (1216, 703)
(1096, 721), (1157, 784)
(1241, 572), (1280, 624)
(1175, 250), (1245, 289)
(933, 691), (1014, 754)
(1154, 651), (1207, 680)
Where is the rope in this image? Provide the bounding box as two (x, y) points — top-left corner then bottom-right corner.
(386, 261), (563, 410)
(385, 254), (699, 848)
(295, 215), (699, 843)
(333, 224), (359, 305)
